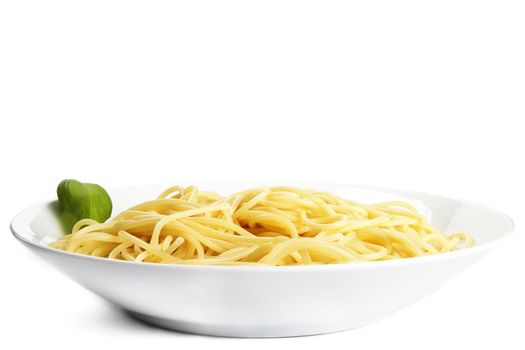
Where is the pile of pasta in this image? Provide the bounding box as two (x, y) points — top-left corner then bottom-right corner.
(50, 185), (473, 265)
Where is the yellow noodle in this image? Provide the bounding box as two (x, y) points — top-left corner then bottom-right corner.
(49, 185), (474, 265)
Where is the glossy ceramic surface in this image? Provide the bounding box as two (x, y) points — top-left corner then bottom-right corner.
(11, 182), (514, 337)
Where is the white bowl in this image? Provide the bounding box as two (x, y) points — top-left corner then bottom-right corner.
(10, 182), (514, 337)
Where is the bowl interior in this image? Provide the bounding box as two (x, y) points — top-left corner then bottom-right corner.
(14, 182), (514, 249)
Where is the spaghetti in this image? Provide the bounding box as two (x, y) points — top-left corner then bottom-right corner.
(49, 185), (474, 265)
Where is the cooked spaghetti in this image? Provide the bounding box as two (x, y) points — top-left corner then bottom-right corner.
(49, 185), (474, 265)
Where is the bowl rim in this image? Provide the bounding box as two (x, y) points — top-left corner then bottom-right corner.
(10, 182), (515, 272)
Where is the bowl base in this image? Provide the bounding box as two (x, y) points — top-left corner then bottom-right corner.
(126, 310), (390, 337)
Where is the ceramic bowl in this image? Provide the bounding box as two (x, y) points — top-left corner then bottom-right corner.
(10, 182), (514, 337)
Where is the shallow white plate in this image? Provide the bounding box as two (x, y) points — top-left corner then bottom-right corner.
(11, 182), (514, 337)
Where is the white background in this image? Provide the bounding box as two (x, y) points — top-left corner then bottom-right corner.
(1, 0), (524, 349)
